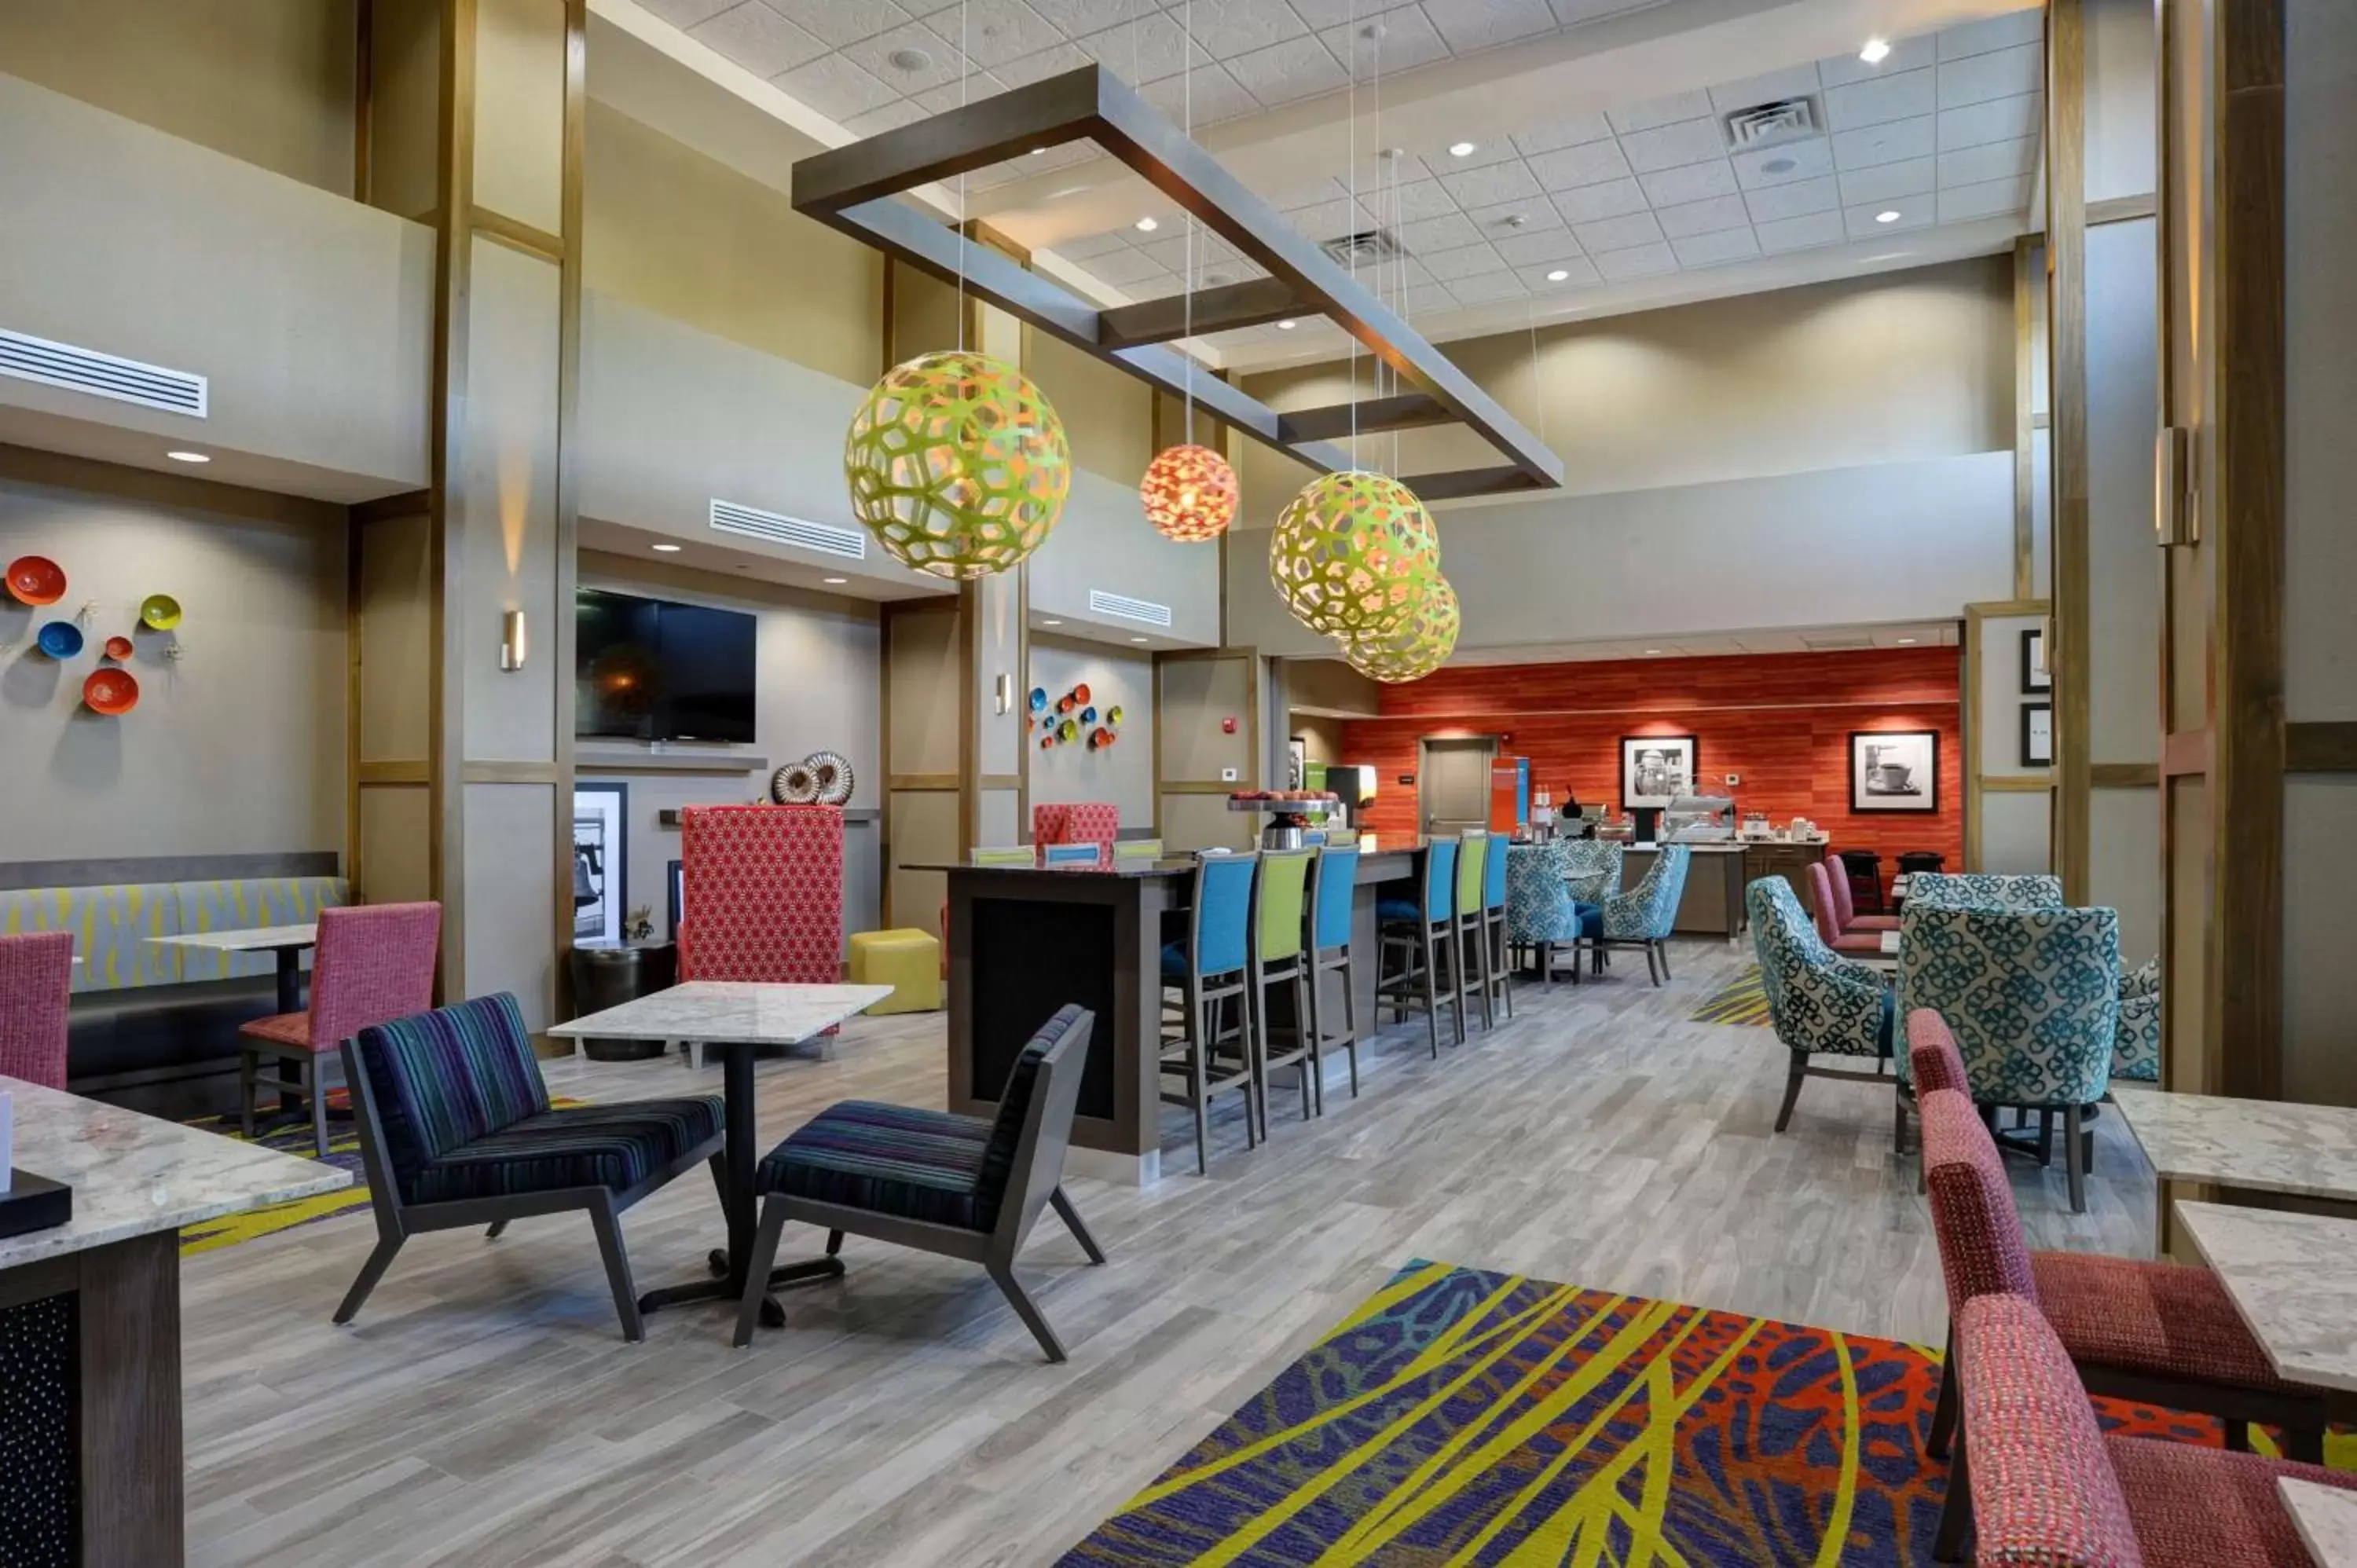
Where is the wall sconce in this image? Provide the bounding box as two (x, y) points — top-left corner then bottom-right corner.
(500, 609), (528, 671)
(2154, 427), (2197, 546)
(994, 672), (1010, 715)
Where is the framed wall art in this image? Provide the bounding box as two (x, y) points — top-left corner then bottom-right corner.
(1849, 731), (1940, 813)
(2021, 702), (2054, 768)
(571, 782), (628, 947)
(1620, 735), (1697, 810)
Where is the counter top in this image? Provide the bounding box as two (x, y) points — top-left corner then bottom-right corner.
(0, 1075), (351, 1270)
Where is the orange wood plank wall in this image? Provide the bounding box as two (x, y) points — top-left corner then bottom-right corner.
(1340, 645), (1963, 874)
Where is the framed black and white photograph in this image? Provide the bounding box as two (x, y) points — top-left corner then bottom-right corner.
(1620, 735), (1698, 810)
(2021, 702), (2055, 768)
(666, 858), (686, 941)
(571, 782), (628, 947)
(1850, 731), (1941, 813)
(1287, 735), (1307, 791)
(2021, 627), (2051, 694)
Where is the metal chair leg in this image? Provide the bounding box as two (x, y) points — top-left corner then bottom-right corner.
(731, 1200), (790, 1349)
(988, 1262), (1068, 1363)
(333, 1236), (405, 1324)
(587, 1193), (645, 1343)
(311, 1056), (332, 1160)
(1655, 939), (1673, 980)
(1933, 1411), (1971, 1563)
(1420, 927), (1442, 1059)
(1051, 1186), (1106, 1263)
(239, 1048), (257, 1139)
(1774, 1050), (1808, 1133)
(2064, 1105), (2088, 1214)
(1927, 1322), (1958, 1459)
(485, 1220), (508, 1240)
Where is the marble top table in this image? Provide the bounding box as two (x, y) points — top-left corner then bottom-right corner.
(2281, 1478), (2357, 1567)
(548, 982), (889, 1326)
(149, 921), (319, 1013)
(2174, 1201), (2357, 1394)
(2112, 1091), (2357, 1206)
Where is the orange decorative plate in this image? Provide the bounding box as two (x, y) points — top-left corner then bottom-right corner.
(104, 635), (134, 661)
(5, 555), (65, 606)
(84, 668), (139, 716)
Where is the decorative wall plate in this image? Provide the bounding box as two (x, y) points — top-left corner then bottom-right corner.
(83, 669), (138, 716)
(5, 556), (64, 606)
(1028, 687), (1047, 713)
(35, 621), (83, 659)
(103, 635), (134, 661)
(139, 594), (182, 630)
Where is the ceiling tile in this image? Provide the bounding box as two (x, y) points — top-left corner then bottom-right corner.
(1937, 135), (2038, 188)
(911, 74), (1008, 112)
(1731, 137), (1835, 188)
(1551, 0), (1657, 24)
(1074, 13), (1212, 82)
(1549, 176), (1648, 223)
(1831, 115), (1935, 170)
(1513, 115), (1614, 156)
(1669, 226), (1760, 267)
(1574, 211), (1665, 252)
(1836, 156), (1934, 207)
(1618, 117), (1728, 174)
(1052, 230), (1132, 260)
(1321, 6), (1452, 76)
(1139, 61), (1261, 125)
(1842, 199), (1931, 239)
(1270, 177), (1351, 211)
(1938, 92), (2041, 150)
(772, 53), (902, 117)
(1523, 255), (1600, 287)
(993, 41), (1094, 88)
(640, 0), (752, 29)
(1740, 174), (1839, 222)
(1654, 192), (1750, 238)
(1285, 195), (1379, 238)
(758, 0), (916, 48)
(1139, 229), (1240, 273)
(1608, 90), (1713, 134)
(1020, 0), (1155, 28)
(1707, 64), (1823, 114)
(1938, 42), (2041, 108)
(1494, 226), (1586, 265)
(1417, 243), (1509, 280)
(1447, 270), (1531, 305)
(1463, 198), (1562, 239)
(1223, 34), (1348, 106)
(1399, 281), (1461, 315)
(1816, 33), (1936, 88)
(1285, 0), (1384, 25)
(1752, 208), (1847, 252)
(1439, 160), (1544, 208)
(1937, 173), (2032, 222)
(1428, 137), (1523, 173)
(1186, 0), (1309, 57)
(1398, 211), (1487, 253)
(1527, 139), (1633, 192)
(1823, 68), (1937, 131)
(1086, 247), (1171, 284)
(1938, 9), (2044, 60)
(1592, 240), (1678, 280)
(689, 2), (830, 78)
(1637, 158), (1739, 207)
(845, 20), (973, 91)
(1385, 180), (1463, 222)
(843, 101), (928, 137)
(1420, 0), (1560, 55)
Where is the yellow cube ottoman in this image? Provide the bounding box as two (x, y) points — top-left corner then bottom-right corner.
(848, 928), (943, 1013)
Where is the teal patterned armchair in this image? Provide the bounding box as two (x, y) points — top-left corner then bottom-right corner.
(2113, 957), (2160, 1082)
(1561, 841), (1624, 907)
(1897, 903), (2121, 1211)
(1585, 845), (1689, 986)
(1903, 873), (2064, 912)
(1505, 842), (1591, 986)
(1748, 878), (1893, 1134)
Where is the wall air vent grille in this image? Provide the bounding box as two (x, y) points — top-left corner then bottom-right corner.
(1088, 589), (1173, 628)
(0, 328), (207, 417)
(1722, 96), (1823, 151)
(709, 499), (867, 560)
(1802, 634), (1875, 650)
(1321, 229), (1407, 267)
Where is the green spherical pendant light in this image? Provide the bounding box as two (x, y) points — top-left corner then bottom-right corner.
(1344, 576), (1460, 683)
(843, 350), (1071, 580)
(1266, 470), (1439, 639)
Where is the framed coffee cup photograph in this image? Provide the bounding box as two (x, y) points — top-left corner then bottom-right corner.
(1849, 730), (1939, 813)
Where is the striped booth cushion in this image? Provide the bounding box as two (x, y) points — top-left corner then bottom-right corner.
(406, 1096), (724, 1205)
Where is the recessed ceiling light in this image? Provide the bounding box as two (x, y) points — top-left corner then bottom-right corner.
(1448, 141), (1478, 158)
(1545, 269), (1570, 282)
(1028, 147), (1048, 156)
(164, 450), (210, 463)
(1135, 216), (1159, 232)
(822, 576), (849, 584)
(1644, 648), (1662, 656)
(1896, 636), (1918, 644)
(887, 46), (932, 72)
(651, 543), (682, 552)
(1277, 318), (1297, 329)
(1761, 156), (1797, 175)
(1859, 38), (1892, 64)
(1875, 209), (1902, 224)
(1131, 636), (1150, 643)
(1042, 618), (1062, 625)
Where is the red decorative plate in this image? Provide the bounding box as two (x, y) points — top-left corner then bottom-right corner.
(104, 635), (134, 661)
(1072, 683), (1092, 705)
(83, 669), (139, 716)
(5, 555), (65, 606)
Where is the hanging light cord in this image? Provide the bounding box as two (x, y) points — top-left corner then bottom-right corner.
(1182, 0), (1194, 448)
(1346, 0), (1358, 458)
(955, 0), (970, 353)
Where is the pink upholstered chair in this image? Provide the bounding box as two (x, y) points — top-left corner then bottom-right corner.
(1820, 849), (1900, 932)
(239, 902), (442, 1157)
(1944, 1291), (2357, 1566)
(1805, 861), (1882, 954)
(677, 805), (844, 1068)
(1032, 801), (1119, 869)
(1906, 1007), (1970, 1095)
(0, 931), (75, 1090)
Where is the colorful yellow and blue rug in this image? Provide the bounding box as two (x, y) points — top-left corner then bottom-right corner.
(1691, 965), (1772, 1028)
(1061, 1260), (2229, 1566)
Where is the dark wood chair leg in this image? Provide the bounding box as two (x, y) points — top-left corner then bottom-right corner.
(1773, 1050), (1809, 1133)
(586, 1193), (645, 1343)
(2288, 1423), (2327, 1464)
(1644, 943), (1661, 986)
(240, 1047), (257, 1139)
(732, 1200), (791, 1349)
(2224, 1418), (2252, 1452)
(1655, 939), (1673, 981)
(485, 1220), (508, 1240)
(1927, 1322), (1958, 1459)
(988, 1262), (1067, 1364)
(1343, 957), (1361, 1097)
(1420, 927), (1442, 1059)
(2064, 1105), (2087, 1213)
(1933, 1412), (1971, 1563)
(826, 1228), (844, 1256)
(1050, 1187), (1106, 1263)
(334, 1236), (405, 1324)
(1893, 1087), (1911, 1156)
(311, 1055), (332, 1160)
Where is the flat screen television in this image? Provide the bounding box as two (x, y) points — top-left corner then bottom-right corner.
(576, 588), (757, 743)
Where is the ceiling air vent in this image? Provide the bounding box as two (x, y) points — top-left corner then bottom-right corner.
(1321, 229), (1408, 268)
(1722, 95), (1824, 152)
(708, 499), (867, 560)
(0, 327), (207, 417)
(1802, 633), (1875, 651)
(1088, 589), (1173, 628)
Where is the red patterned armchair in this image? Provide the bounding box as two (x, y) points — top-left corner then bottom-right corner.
(678, 808), (843, 1067)
(1032, 802), (1119, 870)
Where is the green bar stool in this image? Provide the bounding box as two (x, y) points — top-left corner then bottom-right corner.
(1452, 832), (1490, 1035)
(1157, 853), (1259, 1174)
(1376, 840), (1459, 1059)
(1245, 848), (1316, 1139)
(1304, 842), (1362, 1109)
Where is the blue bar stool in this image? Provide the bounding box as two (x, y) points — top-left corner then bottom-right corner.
(1157, 853), (1257, 1174)
(1376, 839), (1459, 1058)
(1304, 842), (1361, 1108)
(1479, 829), (1512, 1023)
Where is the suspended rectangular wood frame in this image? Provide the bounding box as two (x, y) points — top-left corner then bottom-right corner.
(791, 65), (1563, 504)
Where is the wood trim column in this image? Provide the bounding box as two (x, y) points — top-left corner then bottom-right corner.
(2013, 235), (2037, 600)
(428, 0), (479, 998)
(2047, 0), (2091, 903)
(550, 0), (585, 1011)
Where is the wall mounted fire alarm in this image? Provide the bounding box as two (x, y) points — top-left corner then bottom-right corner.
(1220, 716), (1237, 734)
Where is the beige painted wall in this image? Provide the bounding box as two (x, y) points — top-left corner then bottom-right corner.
(1028, 636), (1154, 828)
(1025, 330), (1154, 485)
(584, 101), (881, 387)
(1241, 258), (2013, 507)
(0, 0), (357, 195)
(0, 471), (346, 865)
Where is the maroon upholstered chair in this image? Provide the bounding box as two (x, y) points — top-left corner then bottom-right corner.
(1805, 861), (1883, 954)
(677, 805), (845, 1069)
(1916, 1086), (2329, 1500)
(1032, 801), (1119, 869)
(240, 902), (442, 1156)
(0, 931), (75, 1089)
(1945, 1291), (2357, 1566)
(1822, 851), (1900, 932)
(1906, 1007), (1970, 1096)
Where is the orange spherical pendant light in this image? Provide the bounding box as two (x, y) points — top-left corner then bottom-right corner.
(1140, 442), (1238, 543)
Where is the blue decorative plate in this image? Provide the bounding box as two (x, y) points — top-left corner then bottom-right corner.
(36, 621), (83, 659)
(1028, 687), (1047, 713)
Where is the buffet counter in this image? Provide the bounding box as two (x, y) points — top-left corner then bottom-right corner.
(1620, 839), (1828, 938)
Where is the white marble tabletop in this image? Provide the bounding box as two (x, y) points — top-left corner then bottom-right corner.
(148, 921), (319, 953)
(1879, 929), (1901, 955)
(2113, 1092), (2357, 1203)
(546, 981), (894, 1046)
(2282, 1478), (2357, 1567)
(2175, 1201), (2357, 1394)
(0, 1075), (350, 1270)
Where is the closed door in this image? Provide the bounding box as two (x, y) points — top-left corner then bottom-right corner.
(1420, 738), (1495, 836)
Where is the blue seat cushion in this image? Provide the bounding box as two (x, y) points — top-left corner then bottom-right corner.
(1161, 940), (1189, 984)
(1573, 903), (1603, 939)
(1377, 898), (1425, 924)
(1878, 987), (1897, 1060)
(756, 1100), (999, 1231)
(405, 1095), (724, 1205)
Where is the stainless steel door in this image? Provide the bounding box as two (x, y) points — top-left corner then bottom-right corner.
(1419, 737), (1495, 837)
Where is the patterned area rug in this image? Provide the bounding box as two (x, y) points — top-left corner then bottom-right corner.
(1691, 965), (1772, 1027)
(176, 1095), (584, 1256)
(1061, 1260), (2233, 1566)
